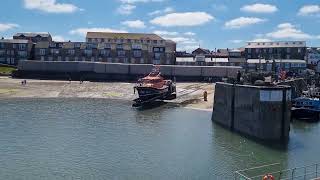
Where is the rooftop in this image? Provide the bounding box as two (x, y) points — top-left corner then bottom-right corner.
(86, 32), (164, 41)
(14, 32), (51, 38)
(246, 41), (306, 48)
(0, 39), (30, 44)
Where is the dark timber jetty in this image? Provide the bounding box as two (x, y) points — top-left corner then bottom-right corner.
(212, 82), (292, 142)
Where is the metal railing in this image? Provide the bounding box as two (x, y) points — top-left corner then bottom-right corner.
(235, 163), (320, 180)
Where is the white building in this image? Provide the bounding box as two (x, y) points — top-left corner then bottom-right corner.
(307, 47), (320, 65)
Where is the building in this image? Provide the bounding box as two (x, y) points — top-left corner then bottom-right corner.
(245, 41), (306, 60)
(228, 48), (246, 66)
(13, 32), (52, 43)
(35, 41), (86, 61)
(85, 32), (176, 64)
(0, 38), (33, 65)
(192, 48), (211, 56)
(307, 47), (320, 65)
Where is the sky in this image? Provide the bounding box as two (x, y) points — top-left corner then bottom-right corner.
(0, 0), (320, 52)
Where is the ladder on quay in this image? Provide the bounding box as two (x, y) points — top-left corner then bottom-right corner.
(234, 163), (320, 180)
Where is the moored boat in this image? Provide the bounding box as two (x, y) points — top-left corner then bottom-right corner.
(291, 97), (320, 122)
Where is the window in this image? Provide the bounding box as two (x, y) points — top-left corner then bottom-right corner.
(287, 48), (290, 53)
(117, 44), (123, 49)
(51, 49), (59, 55)
(298, 48), (302, 53)
(0, 43), (4, 49)
(39, 49), (46, 55)
(87, 43), (97, 49)
(248, 43), (251, 45)
(18, 51), (27, 57)
(247, 48), (251, 53)
(68, 49), (75, 55)
(87, 38), (92, 42)
(75, 43), (81, 48)
(117, 50), (125, 57)
(154, 52), (161, 60)
(18, 44), (26, 50)
(84, 49), (92, 56)
(0, 50), (5, 55)
(255, 48), (259, 53)
(269, 48), (272, 53)
(133, 50), (142, 58)
(153, 40), (157, 44)
(100, 49), (110, 57)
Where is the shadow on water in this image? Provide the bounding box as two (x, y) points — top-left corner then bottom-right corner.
(212, 121), (290, 151)
(133, 101), (168, 111)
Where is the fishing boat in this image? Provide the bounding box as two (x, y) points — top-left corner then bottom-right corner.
(291, 97), (320, 122)
(133, 66), (176, 107)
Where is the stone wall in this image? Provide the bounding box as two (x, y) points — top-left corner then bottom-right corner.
(17, 60), (242, 80)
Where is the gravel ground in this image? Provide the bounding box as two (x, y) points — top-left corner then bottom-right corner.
(0, 76), (214, 111)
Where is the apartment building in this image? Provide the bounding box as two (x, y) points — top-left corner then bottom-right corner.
(85, 32), (176, 64)
(35, 41), (86, 61)
(245, 41), (306, 60)
(13, 32), (52, 43)
(0, 39), (33, 65)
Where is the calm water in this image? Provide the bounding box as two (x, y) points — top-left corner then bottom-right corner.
(1, 98), (320, 179)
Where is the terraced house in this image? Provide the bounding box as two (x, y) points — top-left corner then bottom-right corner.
(33, 32), (176, 65)
(0, 38), (33, 65)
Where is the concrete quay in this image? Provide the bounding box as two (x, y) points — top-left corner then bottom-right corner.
(212, 82), (292, 142)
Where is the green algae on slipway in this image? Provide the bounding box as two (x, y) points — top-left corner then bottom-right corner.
(0, 88), (19, 95)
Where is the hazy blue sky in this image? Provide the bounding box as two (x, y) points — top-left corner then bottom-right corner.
(1, 0), (320, 51)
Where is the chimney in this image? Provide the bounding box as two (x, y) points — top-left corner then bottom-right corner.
(1, 37), (4, 40)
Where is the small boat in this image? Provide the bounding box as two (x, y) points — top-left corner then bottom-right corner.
(133, 66), (176, 107)
(291, 97), (320, 122)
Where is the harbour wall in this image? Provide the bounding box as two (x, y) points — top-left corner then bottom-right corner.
(16, 60), (242, 81)
(212, 82), (291, 142)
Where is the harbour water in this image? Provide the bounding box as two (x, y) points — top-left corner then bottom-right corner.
(1, 98), (320, 179)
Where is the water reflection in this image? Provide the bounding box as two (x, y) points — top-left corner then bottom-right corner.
(0, 98), (319, 180)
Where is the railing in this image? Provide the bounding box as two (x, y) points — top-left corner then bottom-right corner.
(235, 163), (320, 180)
